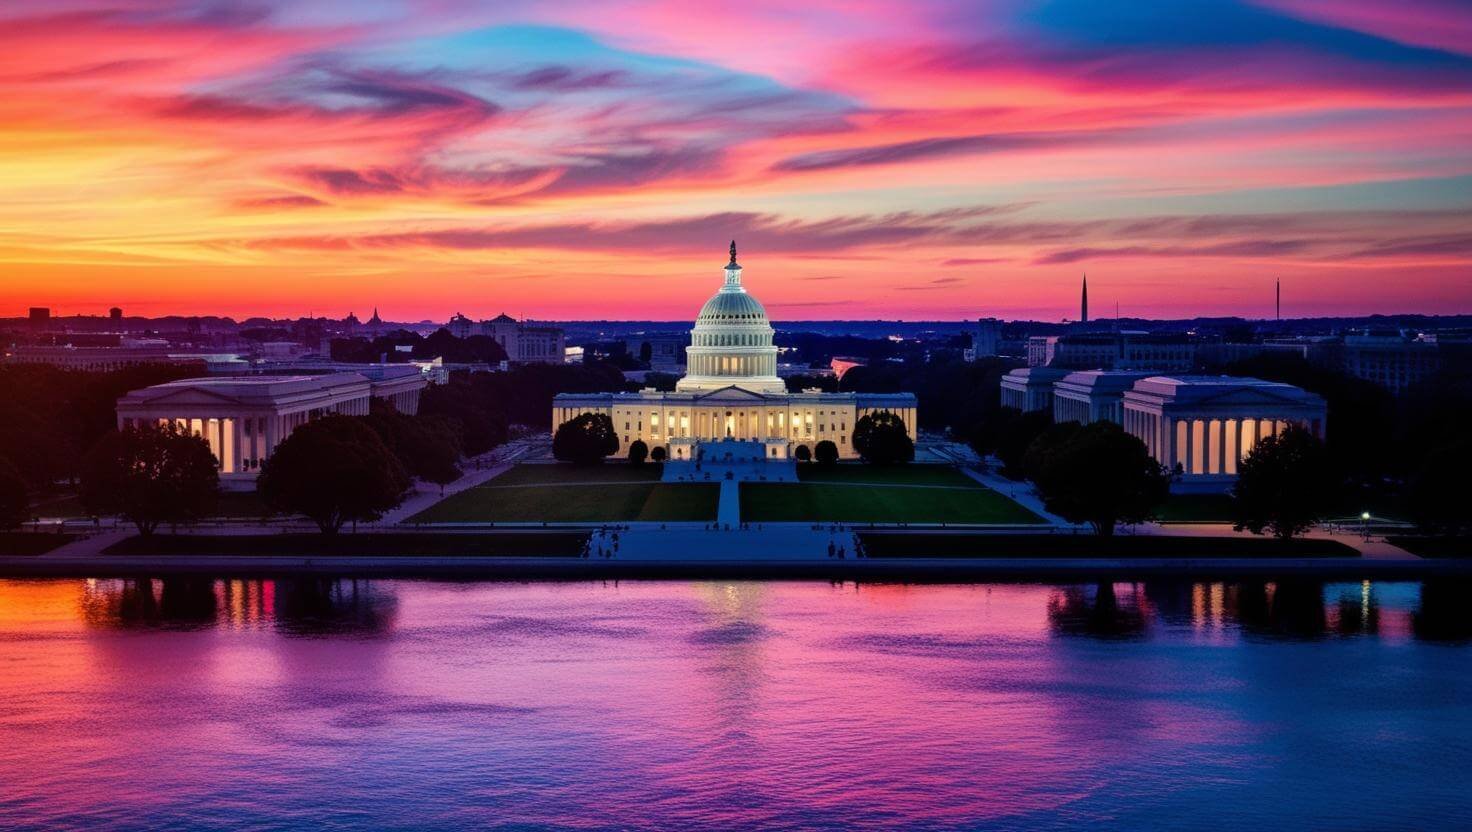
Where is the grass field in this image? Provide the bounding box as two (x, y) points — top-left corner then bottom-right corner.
(859, 532), (1360, 558)
(411, 463), (717, 523)
(0, 532), (77, 556)
(744, 464), (1043, 524)
(104, 532), (589, 557)
(796, 464), (980, 487)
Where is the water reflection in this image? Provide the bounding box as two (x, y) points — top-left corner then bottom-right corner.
(1047, 583), (1150, 639)
(58, 577), (1472, 644)
(2, 577), (1470, 831)
(78, 578), (398, 636)
(1414, 580), (1472, 642)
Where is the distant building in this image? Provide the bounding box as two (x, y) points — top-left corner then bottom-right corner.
(116, 368), (426, 489)
(972, 318), (1002, 359)
(1341, 331), (1441, 396)
(623, 334), (687, 371)
(2, 344), (241, 372)
(1122, 376), (1326, 493)
(484, 313), (565, 364)
(1052, 371), (1153, 425)
(109, 307), (122, 322)
(28, 307), (50, 331)
(1027, 333), (1195, 372)
(447, 312), (476, 339)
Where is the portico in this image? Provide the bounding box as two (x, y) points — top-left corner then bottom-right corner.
(1122, 376), (1327, 493)
(116, 370), (428, 489)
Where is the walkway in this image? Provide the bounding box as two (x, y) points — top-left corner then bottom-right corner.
(611, 524), (836, 561)
(960, 465), (1076, 528)
(382, 439), (540, 525)
(717, 480), (741, 528)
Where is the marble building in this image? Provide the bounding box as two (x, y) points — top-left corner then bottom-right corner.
(116, 367), (426, 489)
(1121, 376), (1327, 492)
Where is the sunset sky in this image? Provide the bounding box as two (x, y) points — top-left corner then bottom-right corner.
(2, 0), (1470, 321)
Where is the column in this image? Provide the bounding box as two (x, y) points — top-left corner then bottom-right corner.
(1206, 420), (1220, 475)
(1184, 419), (1195, 474)
(1191, 419), (1204, 474)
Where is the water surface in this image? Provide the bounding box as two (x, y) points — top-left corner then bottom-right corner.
(2, 578), (1470, 831)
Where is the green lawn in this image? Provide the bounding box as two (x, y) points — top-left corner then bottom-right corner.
(0, 532), (77, 557)
(742, 481), (1043, 524)
(797, 464), (980, 487)
(483, 463), (665, 486)
(412, 463), (717, 523)
(859, 532), (1359, 558)
(104, 532), (588, 557)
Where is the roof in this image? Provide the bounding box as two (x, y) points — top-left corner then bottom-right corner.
(1055, 370), (1153, 396)
(1126, 375), (1326, 409)
(118, 372), (372, 409)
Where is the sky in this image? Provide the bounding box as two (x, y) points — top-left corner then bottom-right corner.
(1, 0), (1470, 322)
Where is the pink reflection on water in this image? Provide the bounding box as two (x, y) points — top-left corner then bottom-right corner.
(0, 578), (1461, 830)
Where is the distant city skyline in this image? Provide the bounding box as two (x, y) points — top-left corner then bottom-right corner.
(2, 1), (1470, 320)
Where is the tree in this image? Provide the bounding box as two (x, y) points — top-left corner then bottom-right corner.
(852, 411), (914, 465)
(970, 407), (1053, 479)
(1232, 424), (1336, 539)
(552, 413), (619, 465)
(1406, 438), (1472, 537)
(628, 439), (649, 466)
(794, 444), (812, 463)
(80, 423), (219, 535)
(257, 416), (410, 534)
(650, 446), (668, 463)
(1021, 421), (1083, 483)
(0, 457), (27, 530)
(1031, 422), (1170, 536)
(362, 406), (462, 494)
(814, 440), (839, 466)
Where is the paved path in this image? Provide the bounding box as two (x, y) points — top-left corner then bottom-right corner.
(382, 440), (540, 525)
(610, 524), (837, 561)
(960, 465), (1076, 528)
(1131, 521), (1420, 560)
(717, 480), (741, 528)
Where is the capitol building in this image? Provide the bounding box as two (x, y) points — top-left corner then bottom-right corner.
(553, 243), (917, 461)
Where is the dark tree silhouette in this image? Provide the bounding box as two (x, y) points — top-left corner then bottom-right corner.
(628, 439), (649, 466)
(650, 446), (668, 463)
(1408, 438), (1472, 537)
(1233, 424), (1336, 539)
(553, 413), (619, 465)
(969, 407), (1053, 479)
(362, 405), (462, 494)
(0, 458), (27, 530)
(814, 440), (839, 466)
(257, 416), (410, 534)
(852, 411), (914, 465)
(81, 423), (219, 535)
(1030, 422), (1170, 536)
(794, 444), (812, 463)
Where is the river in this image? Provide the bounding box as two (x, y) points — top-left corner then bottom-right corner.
(2, 578), (1470, 830)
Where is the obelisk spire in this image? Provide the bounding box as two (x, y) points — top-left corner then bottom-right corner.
(1081, 274), (1089, 323)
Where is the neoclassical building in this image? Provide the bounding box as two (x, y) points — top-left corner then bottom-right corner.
(1122, 375), (1327, 491)
(553, 243), (917, 460)
(116, 367), (426, 489)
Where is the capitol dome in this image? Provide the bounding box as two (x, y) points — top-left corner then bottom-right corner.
(676, 241), (787, 395)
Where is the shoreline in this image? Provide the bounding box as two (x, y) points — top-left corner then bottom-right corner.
(3, 555), (1470, 581)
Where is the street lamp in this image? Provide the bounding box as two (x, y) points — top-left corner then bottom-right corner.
(1360, 511), (1371, 541)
